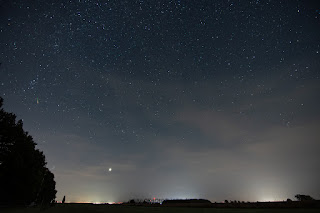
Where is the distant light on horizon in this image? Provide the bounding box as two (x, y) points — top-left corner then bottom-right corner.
(255, 190), (284, 202)
(257, 197), (278, 202)
(92, 201), (112, 204)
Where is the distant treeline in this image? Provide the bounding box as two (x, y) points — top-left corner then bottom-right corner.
(123, 198), (320, 208)
(210, 200), (320, 209)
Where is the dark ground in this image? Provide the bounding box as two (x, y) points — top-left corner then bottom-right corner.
(2, 203), (320, 213)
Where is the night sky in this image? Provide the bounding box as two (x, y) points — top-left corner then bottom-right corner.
(1, 0), (320, 203)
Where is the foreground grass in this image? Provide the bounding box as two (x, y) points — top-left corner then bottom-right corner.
(2, 203), (320, 213)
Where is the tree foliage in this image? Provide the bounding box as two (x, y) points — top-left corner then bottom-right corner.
(0, 97), (56, 206)
(295, 194), (315, 201)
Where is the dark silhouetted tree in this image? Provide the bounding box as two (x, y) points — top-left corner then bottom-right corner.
(37, 168), (57, 205)
(224, 200), (229, 203)
(62, 196), (66, 204)
(0, 97), (56, 206)
(295, 194), (314, 201)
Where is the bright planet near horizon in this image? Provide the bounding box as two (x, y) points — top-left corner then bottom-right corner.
(0, 0), (319, 203)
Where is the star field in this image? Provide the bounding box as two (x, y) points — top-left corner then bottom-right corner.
(0, 0), (320, 203)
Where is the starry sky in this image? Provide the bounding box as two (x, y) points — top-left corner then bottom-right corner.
(1, 0), (320, 203)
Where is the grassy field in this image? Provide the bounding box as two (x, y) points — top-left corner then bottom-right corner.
(2, 204), (320, 213)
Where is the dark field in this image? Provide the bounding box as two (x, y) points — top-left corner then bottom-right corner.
(2, 204), (320, 213)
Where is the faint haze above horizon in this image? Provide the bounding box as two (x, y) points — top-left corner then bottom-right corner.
(0, 0), (320, 203)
